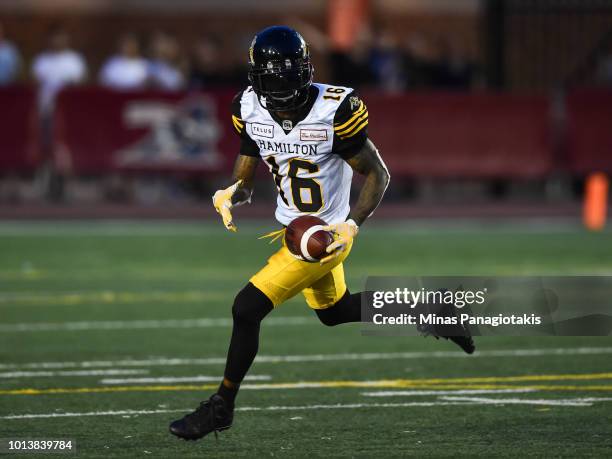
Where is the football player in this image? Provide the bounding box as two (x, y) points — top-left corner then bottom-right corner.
(170, 26), (474, 441)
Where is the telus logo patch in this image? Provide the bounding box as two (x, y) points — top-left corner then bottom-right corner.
(251, 123), (274, 138)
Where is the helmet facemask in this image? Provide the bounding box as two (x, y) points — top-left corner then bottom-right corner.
(248, 61), (313, 112)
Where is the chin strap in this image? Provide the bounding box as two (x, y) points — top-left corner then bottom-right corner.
(257, 87), (311, 113)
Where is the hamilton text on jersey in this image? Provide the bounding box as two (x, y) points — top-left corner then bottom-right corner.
(255, 139), (319, 155)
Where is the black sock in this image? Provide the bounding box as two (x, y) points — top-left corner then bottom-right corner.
(315, 290), (373, 326)
(217, 379), (239, 407)
(217, 283), (273, 406)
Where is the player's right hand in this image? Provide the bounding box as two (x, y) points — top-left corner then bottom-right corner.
(212, 180), (243, 232)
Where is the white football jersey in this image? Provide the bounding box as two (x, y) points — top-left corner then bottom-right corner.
(233, 83), (369, 226)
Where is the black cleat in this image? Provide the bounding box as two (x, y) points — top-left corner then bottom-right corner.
(446, 334), (476, 355)
(417, 300), (475, 354)
(169, 394), (233, 441)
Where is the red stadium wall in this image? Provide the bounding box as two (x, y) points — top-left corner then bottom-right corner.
(363, 92), (552, 178)
(566, 90), (612, 175)
(1, 87), (611, 178)
(0, 87), (38, 173)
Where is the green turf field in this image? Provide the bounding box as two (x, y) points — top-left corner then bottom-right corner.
(1, 221), (611, 457)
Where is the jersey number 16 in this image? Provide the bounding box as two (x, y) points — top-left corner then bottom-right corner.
(265, 157), (323, 213)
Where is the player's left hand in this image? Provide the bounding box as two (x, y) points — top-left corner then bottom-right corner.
(320, 219), (359, 264)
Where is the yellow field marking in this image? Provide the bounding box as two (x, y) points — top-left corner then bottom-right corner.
(2, 384), (612, 396)
(249, 373), (612, 389)
(390, 372), (612, 385)
(2, 373), (612, 396)
(383, 384), (612, 391)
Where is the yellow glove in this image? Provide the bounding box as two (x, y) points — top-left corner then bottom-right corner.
(320, 219), (359, 264)
(212, 180), (245, 232)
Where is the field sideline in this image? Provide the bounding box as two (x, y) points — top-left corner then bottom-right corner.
(1, 221), (611, 457)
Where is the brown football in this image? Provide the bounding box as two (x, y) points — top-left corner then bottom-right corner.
(285, 215), (334, 262)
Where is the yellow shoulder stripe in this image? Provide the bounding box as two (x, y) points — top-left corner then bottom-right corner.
(232, 115), (244, 133)
(336, 112), (368, 136)
(232, 115), (244, 127)
(339, 118), (368, 139)
(333, 102), (366, 131)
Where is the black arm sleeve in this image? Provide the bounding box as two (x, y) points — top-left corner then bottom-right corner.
(332, 91), (369, 160)
(231, 91), (260, 157)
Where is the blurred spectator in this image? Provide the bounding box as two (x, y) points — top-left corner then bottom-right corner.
(435, 38), (478, 90)
(402, 33), (441, 89)
(147, 31), (184, 90)
(32, 26), (87, 113)
(99, 34), (148, 90)
(0, 22), (21, 85)
(189, 35), (227, 88)
(369, 29), (405, 92)
(329, 27), (375, 88)
(597, 52), (612, 86)
(284, 17), (375, 89)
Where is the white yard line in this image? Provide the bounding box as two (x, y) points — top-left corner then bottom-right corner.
(4, 396), (612, 421)
(439, 396), (612, 407)
(0, 347), (610, 370)
(0, 402), (489, 420)
(0, 369), (148, 379)
(361, 389), (537, 397)
(567, 397), (612, 402)
(1, 409), (182, 420)
(235, 401), (468, 411)
(0, 316), (312, 332)
(0, 222), (243, 237)
(100, 375), (271, 385)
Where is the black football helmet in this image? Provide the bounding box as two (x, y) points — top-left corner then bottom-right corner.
(248, 26), (314, 112)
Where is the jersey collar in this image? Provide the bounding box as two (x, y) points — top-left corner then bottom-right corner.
(265, 85), (320, 134)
